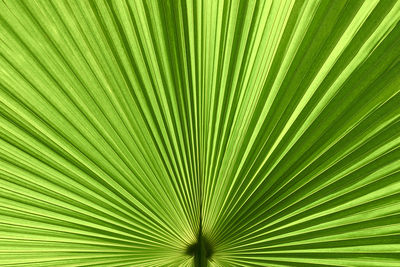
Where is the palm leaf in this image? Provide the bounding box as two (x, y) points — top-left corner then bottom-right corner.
(1, 0), (399, 266)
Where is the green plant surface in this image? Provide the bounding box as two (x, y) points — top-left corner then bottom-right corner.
(1, 0), (400, 266)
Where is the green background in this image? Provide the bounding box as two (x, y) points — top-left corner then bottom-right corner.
(1, 0), (400, 266)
